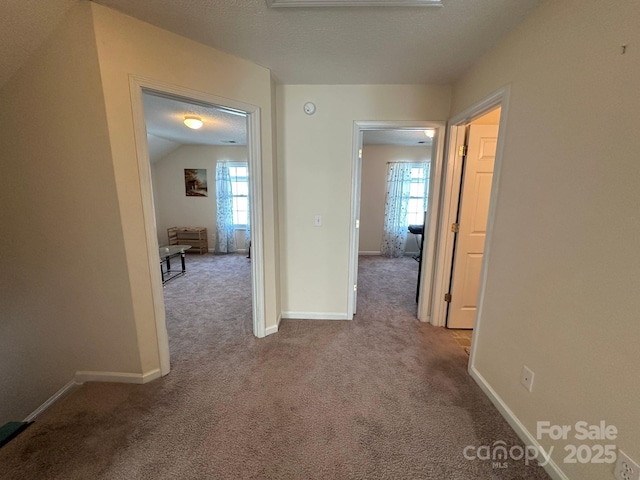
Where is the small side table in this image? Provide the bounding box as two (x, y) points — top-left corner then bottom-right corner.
(159, 245), (191, 285)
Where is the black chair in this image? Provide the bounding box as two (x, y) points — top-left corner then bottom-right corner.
(409, 213), (427, 302)
(408, 224), (424, 262)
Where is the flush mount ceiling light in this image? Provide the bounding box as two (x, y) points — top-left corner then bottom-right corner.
(184, 116), (203, 129)
(424, 129), (435, 138)
(267, 0), (442, 7)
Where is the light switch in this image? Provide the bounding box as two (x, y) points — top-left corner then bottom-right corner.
(314, 215), (322, 227)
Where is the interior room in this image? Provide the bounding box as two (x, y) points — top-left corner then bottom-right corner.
(144, 92), (251, 253)
(359, 130), (432, 259)
(0, 1), (637, 479)
(143, 92), (255, 350)
(357, 129), (433, 318)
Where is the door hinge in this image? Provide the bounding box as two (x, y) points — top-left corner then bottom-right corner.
(358, 148), (362, 159)
(444, 293), (452, 302)
(451, 223), (459, 233)
(354, 284), (358, 292)
(458, 145), (467, 157)
(355, 219), (360, 229)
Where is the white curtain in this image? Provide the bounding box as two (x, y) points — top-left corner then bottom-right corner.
(381, 162), (412, 258)
(245, 185), (251, 248)
(215, 162), (237, 254)
(421, 162), (431, 214)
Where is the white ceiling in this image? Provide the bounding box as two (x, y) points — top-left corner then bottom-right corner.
(0, 0), (534, 154)
(92, 0), (542, 84)
(0, 0), (542, 88)
(143, 92), (248, 146)
(143, 90), (427, 156)
(268, 0), (443, 6)
(0, 1), (524, 154)
(363, 130), (433, 146)
(143, 92), (249, 163)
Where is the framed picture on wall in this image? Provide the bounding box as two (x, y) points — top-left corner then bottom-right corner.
(184, 168), (208, 197)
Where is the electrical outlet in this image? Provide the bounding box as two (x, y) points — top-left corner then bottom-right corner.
(520, 365), (534, 392)
(615, 450), (640, 480)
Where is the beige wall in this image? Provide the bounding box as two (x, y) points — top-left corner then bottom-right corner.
(270, 75), (282, 320)
(277, 85), (450, 316)
(0, 1), (282, 422)
(0, 3), (140, 423)
(152, 145), (248, 250)
(90, 2), (281, 371)
(452, 0), (640, 478)
(359, 145), (432, 254)
(147, 134), (180, 163)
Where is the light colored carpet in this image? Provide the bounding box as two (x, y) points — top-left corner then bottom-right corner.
(0, 254), (549, 479)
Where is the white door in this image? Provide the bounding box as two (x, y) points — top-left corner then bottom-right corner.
(447, 124), (498, 329)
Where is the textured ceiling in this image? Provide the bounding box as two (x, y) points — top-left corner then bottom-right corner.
(0, 0), (79, 87)
(143, 91), (429, 153)
(268, 0), (443, 6)
(93, 0), (543, 84)
(0, 0), (519, 152)
(0, 0), (542, 87)
(363, 130), (433, 146)
(143, 92), (247, 146)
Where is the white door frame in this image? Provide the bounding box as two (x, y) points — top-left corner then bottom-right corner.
(430, 87), (510, 333)
(348, 120), (446, 322)
(129, 75), (266, 376)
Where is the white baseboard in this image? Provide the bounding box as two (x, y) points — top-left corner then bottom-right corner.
(207, 248), (248, 254)
(265, 325), (278, 335)
(265, 314), (281, 336)
(469, 365), (568, 480)
(281, 311), (350, 321)
(75, 368), (162, 385)
(23, 379), (81, 422)
(21, 369), (162, 423)
(359, 251), (420, 257)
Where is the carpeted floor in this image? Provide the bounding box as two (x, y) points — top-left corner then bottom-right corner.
(0, 254), (550, 479)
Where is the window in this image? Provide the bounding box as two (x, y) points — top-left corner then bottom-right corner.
(228, 163), (249, 227)
(406, 164), (430, 225)
(381, 162), (430, 258)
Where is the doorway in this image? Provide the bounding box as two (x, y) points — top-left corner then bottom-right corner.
(447, 109), (501, 329)
(430, 87), (509, 357)
(129, 77), (266, 376)
(142, 92), (251, 256)
(349, 121), (446, 322)
(142, 90), (254, 334)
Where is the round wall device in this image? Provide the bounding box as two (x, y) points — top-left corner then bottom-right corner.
(303, 102), (316, 115)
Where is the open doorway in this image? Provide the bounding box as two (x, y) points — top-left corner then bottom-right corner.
(141, 91), (255, 346)
(129, 77), (266, 376)
(447, 107), (501, 330)
(143, 92), (250, 258)
(431, 87), (509, 358)
(349, 121), (446, 322)
(445, 108), (501, 354)
(357, 131), (433, 318)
